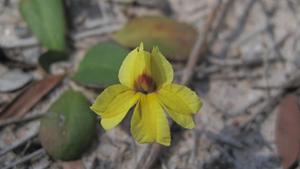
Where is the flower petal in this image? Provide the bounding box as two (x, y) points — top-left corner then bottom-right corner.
(150, 47), (173, 88)
(90, 84), (129, 115)
(90, 84), (140, 130)
(162, 109), (195, 129)
(118, 43), (151, 88)
(100, 112), (129, 130)
(118, 43), (174, 90)
(157, 84), (202, 128)
(131, 93), (170, 146)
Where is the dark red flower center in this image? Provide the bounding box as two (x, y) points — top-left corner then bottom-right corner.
(134, 74), (157, 93)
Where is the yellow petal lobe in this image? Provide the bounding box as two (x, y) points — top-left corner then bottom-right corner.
(118, 43), (174, 91)
(131, 93), (170, 146)
(158, 84), (202, 128)
(90, 84), (140, 130)
(118, 43), (151, 88)
(90, 84), (129, 115)
(150, 47), (173, 88)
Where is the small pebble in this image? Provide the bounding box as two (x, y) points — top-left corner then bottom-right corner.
(0, 70), (32, 92)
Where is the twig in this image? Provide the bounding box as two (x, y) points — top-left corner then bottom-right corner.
(84, 19), (116, 30)
(218, 0), (258, 58)
(72, 24), (122, 40)
(135, 144), (162, 169)
(0, 113), (44, 129)
(196, 65), (220, 79)
(181, 3), (212, 25)
(0, 37), (38, 49)
(209, 0), (236, 46)
(180, 0), (222, 85)
(209, 32), (291, 67)
(0, 131), (38, 157)
(209, 56), (278, 67)
(241, 71), (300, 131)
(232, 23), (270, 47)
(261, 36), (272, 101)
(258, 0), (284, 62)
(252, 85), (283, 90)
(3, 148), (45, 169)
(85, 1), (126, 29)
(205, 130), (243, 149)
(135, 2), (223, 169)
(210, 71), (262, 80)
(188, 130), (202, 167)
(160, 157), (169, 169)
(286, 0), (300, 27)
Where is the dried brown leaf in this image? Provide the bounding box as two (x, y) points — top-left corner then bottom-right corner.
(0, 74), (64, 119)
(276, 95), (300, 169)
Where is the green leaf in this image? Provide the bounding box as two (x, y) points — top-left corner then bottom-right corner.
(39, 89), (96, 161)
(73, 42), (129, 87)
(39, 50), (69, 73)
(113, 16), (197, 61)
(19, 0), (67, 52)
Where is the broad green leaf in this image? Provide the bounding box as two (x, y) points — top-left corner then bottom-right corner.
(39, 89), (96, 161)
(19, 0), (66, 52)
(113, 16), (197, 61)
(73, 42), (129, 87)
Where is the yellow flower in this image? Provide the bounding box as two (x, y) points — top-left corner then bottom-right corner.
(90, 43), (202, 146)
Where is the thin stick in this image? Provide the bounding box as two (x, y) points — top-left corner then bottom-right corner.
(181, 1), (222, 85)
(72, 24), (122, 40)
(0, 131), (38, 157)
(135, 144), (162, 169)
(209, 32), (291, 67)
(3, 149), (46, 169)
(0, 113), (44, 129)
(0, 37), (38, 49)
(241, 71), (300, 131)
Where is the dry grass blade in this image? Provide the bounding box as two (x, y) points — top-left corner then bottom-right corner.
(180, 1), (222, 85)
(276, 95), (300, 169)
(136, 144), (161, 169)
(0, 74), (65, 119)
(0, 113), (44, 128)
(3, 149), (46, 169)
(241, 72), (300, 131)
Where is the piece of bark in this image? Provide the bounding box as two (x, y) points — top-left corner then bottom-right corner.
(0, 74), (64, 119)
(276, 95), (300, 169)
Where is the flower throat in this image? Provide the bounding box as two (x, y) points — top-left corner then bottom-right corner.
(134, 74), (157, 93)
